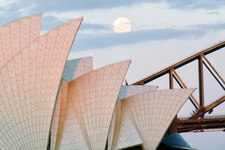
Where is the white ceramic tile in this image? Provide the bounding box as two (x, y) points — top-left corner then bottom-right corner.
(68, 60), (131, 150)
(0, 16), (83, 150)
(121, 89), (194, 150)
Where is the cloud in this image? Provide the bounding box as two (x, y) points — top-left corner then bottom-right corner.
(41, 1), (223, 52)
(28, 0), (223, 13)
(167, 0), (224, 10)
(17, 4), (37, 16)
(39, 15), (66, 35)
(1, 1), (225, 37)
(0, 0), (18, 9)
(72, 28), (207, 51)
(28, 0), (156, 12)
(81, 23), (111, 30)
(78, 23), (112, 35)
(0, 0), (37, 22)
(44, 2), (225, 32)
(187, 23), (225, 31)
(206, 11), (220, 15)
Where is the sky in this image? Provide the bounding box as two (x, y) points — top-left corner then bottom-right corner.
(0, 0), (225, 149)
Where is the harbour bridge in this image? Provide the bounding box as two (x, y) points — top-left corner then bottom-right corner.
(132, 41), (225, 134)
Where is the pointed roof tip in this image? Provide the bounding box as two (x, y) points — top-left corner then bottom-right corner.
(23, 13), (42, 19)
(74, 17), (84, 22)
(188, 88), (196, 93)
(122, 59), (132, 64)
(31, 13), (42, 16)
(178, 88), (196, 94)
(33, 13), (43, 17)
(127, 59), (132, 65)
(121, 59), (132, 69)
(40, 16), (84, 37)
(64, 17), (83, 25)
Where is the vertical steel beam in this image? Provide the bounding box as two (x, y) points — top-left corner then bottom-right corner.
(169, 69), (174, 89)
(198, 54), (204, 108)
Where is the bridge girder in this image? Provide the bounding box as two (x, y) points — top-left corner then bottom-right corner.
(132, 41), (225, 132)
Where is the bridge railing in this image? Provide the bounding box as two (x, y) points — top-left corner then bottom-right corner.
(178, 114), (225, 120)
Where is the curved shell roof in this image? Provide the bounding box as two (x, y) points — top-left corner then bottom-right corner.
(108, 85), (158, 150)
(0, 15), (83, 149)
(66, 60), (131, 150)
(121, 88), (194, 150)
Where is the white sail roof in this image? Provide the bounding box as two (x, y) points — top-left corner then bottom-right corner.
(0, 16), (83, 149)
(67, 60), (131, 150)
(121, 89), (194, 150)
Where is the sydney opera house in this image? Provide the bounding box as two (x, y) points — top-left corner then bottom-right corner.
(0, 14), (195, 150)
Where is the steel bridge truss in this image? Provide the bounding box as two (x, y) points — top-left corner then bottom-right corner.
(132, 41), (225, 133)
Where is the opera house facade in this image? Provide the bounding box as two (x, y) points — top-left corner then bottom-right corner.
(0, 14), (194, 150)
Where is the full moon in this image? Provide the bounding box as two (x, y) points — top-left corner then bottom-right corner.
(113, 17), (132, 33)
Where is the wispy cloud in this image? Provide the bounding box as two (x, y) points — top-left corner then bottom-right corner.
(0, 0), (18, 9)
(73, 28), (207, 51)
(44, 2), (225, 32)
(187, 23), (225, 31)
(27, 0), (154, 11)
(17, 3), (37, 16)
(206, 11), (220, 15)
(167, 0), (224, 10)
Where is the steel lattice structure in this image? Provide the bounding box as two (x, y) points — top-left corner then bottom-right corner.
(132, 41), (225, 133)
